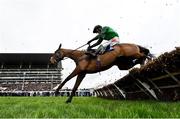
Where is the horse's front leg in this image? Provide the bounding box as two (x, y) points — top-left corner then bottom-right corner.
(66, 73), (86, 103)
(54, 67), (81, 96)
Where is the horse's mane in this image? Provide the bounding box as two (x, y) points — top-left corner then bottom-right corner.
(61, 48), (86, 58)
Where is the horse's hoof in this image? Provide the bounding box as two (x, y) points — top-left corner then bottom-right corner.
(65, 99), (72, 103)
(54, 91), (59, 96)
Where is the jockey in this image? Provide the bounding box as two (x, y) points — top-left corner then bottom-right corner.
(87, 25), (120, 56)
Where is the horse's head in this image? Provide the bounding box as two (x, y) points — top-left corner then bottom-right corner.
(50, 44), (64, 64)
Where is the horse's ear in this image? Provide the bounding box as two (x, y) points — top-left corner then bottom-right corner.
(58, 44), (62, 49)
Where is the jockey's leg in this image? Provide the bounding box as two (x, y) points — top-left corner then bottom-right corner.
(95, 45), (105, 54)
(86, 45), (104, 57)
(95, 41), (112, 55)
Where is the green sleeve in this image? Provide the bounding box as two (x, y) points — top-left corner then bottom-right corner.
(98, 27), (108, 39)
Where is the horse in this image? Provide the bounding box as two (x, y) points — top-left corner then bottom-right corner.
(50, 43), (153, 103)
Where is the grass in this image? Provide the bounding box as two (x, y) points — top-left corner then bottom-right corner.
(0, 96), (180, 118)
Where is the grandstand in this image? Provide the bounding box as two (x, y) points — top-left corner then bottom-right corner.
(0, 53), (94, 96)
(0, 53), (62, 94)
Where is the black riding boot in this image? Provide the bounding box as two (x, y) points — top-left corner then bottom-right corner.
(85, 49), (97, 57)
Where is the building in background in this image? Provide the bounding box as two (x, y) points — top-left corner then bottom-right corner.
(0, 53), (62, 96)
(0, 53), (94, 96)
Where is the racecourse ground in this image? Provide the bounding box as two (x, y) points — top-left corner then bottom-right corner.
(0, 97), (179, 118)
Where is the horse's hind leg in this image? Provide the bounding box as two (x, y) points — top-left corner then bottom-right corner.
(137, 45), (154, 64)
(55, 67), (81, 96)
(66, 73), (86, 103)
(133, 52), (147, 65)
(134, 56), (146, 65)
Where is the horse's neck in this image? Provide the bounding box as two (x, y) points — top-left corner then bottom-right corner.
(62, 49), (84, 61)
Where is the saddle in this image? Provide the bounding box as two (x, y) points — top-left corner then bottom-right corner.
(85, 50), (97, 57)
(85, 45), (113, 57)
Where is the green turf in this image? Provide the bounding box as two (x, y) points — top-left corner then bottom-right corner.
(0, 97), (179, 118)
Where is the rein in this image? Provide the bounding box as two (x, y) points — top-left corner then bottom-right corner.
(61, 43), (88, 60)
(73, 43), (88, 51)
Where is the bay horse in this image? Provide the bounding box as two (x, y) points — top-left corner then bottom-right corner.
(50, 43), (153, 103)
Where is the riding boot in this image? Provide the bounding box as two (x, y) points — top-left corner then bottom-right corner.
(94, 48), (102, 56)
(87, 52), (97, 57)
(93, 50), (100, 56)
(85, 51), (95, 56)
(85, 49), (98, 57)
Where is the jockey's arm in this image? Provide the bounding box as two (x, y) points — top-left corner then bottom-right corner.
(87, 35), (99, 44)
(88, 30), (105, 44)
(89, 38), (103, 48)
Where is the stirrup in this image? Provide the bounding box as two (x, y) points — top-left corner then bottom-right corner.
(85, 51), (97, 57)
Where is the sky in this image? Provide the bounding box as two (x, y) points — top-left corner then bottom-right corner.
(0, 0), (180, 89)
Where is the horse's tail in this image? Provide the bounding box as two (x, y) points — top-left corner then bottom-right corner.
(138, 45), (156, 60)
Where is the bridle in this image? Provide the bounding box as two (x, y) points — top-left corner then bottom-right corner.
(55, 51), (64, 61)
(54, 43), (88, 61)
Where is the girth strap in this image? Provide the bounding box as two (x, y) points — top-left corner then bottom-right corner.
(96, 56), (101, 70)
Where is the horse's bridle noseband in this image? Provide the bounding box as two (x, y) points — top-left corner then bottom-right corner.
(55, 51), (63, 61)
